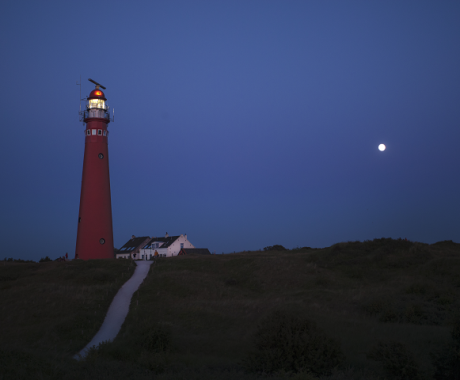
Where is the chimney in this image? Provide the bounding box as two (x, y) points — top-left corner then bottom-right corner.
(185, 234), (187, 240)
(131, 235), (135, 239)
(165, 232), (169, 238)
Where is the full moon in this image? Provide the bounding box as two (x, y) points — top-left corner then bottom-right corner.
(378, 144), (386, 151)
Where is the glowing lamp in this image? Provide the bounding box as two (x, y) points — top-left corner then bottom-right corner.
(88, 98), (106, 110)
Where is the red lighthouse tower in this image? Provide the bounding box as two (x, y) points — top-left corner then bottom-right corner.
(75, 79), (114, 260)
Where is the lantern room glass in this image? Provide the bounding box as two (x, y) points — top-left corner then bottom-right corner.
(88, 99), (106, 110)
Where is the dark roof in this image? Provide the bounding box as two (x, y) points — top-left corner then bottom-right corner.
(143, 236), (180, 249)
(119, 236), (150, 252)
(179, 248), (211, 255)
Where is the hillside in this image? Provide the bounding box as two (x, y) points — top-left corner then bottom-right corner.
(1, 238), (460, 379)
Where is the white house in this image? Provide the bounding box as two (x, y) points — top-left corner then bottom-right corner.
(140, 233), (195, 259)
(115, 235), (151, 259)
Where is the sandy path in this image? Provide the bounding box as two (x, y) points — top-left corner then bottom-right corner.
(75, 260), (153, 359)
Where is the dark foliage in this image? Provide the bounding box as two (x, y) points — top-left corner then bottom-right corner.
(263, 245), (287, 251)
(82, 323), (172, 375)
(431, 240), (460, 248)
(141, 324), (172, 353)
(432, 319), (460, 380)
(0, 349), (64, 380)
(245, 311), (344, 376)
(367, 341), (420, 380)
(39, 256), (52, 262)
(2, 257), (35, 263)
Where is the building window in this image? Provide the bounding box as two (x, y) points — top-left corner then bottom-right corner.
(98, 153), (104, 159)
(86, 130), (91, 136)
(103, 130), (107, 136)
(98, 129), (102, 135)
(181, 243), (184, 249)
(92, 129), (97, 135)
(99, 238), (105, 244)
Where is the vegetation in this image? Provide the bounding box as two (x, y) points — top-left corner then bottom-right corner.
(245, 310), (344, 375)
(0, 259), (134, 355)
(367, 341), (420, 380)
(1, 238), (460, 379)
(263, 244), (287, 251)
(3, 257), (35, 263)
(431, 318), (460, 380)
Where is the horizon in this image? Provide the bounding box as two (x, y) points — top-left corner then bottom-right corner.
(3, 237), (458, 262)
(1, 1), (460, 261)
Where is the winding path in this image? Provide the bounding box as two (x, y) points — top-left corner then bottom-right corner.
(75, 260), (153, 359)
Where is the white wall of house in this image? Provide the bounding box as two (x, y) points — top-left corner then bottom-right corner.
(166, 234), (194, 257)
(140, 234), (195, 259)
(116, 252), (144, 260)
(140, 248), (167, 260)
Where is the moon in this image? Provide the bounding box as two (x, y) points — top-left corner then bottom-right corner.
(378, 144), (386, 151)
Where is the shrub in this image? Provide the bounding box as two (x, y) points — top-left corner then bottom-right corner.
(2, 258), (33, 263)
(84, 341), (111, 362)
(367, 341), (420, 380)
(245, 311), (344, 376)
(432, 346), (460, 380)
(432, 318), (460, 380)
(83, 340), (138, 363)
(0, 349), (63, 379)
(39, 256), (52, 262)
(141, 324), (172, 352)
(138, 351), (169, 374)
(263, 245), (287, 251)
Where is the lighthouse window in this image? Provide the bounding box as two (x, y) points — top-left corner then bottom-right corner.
(98, 153), (104, 159)
(86, 130), (91, 136)
(98, 129), (102, 135)
(92, 129), (97, 135)
(88, 99), (106, 110)
(103, 130), (107, 136)
(99, 238), (105, 244)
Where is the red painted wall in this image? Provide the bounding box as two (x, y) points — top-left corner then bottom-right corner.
(75, 117), (114, 259)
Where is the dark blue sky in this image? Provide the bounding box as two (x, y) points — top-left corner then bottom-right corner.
(1, 1), (460, 260)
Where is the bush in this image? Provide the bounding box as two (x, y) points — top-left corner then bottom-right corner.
(39, 256), (52, 262)
(245, 311), (344, 376)
(138, 351), (170, 374)
(141, 324), (172, 352)
(0, 349), (63, 379)
(367, 341), (420, 380)
(432, 319), (460, 380)
(84, 341), (112, 362)
(263, 245), (287, 251)
(2, 258), (33, 263)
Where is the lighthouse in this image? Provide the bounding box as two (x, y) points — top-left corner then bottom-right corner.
(75, 79), (114, 260)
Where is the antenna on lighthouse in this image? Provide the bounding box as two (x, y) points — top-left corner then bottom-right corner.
(88, 78), (106, 90)
(76, 75), (82, 113)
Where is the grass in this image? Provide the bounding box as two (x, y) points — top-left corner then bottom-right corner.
(0, 259), (133, 356)
(1, 238), (460, 379)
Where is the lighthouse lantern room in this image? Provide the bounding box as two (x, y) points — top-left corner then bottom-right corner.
(75, 79), (114, 260)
